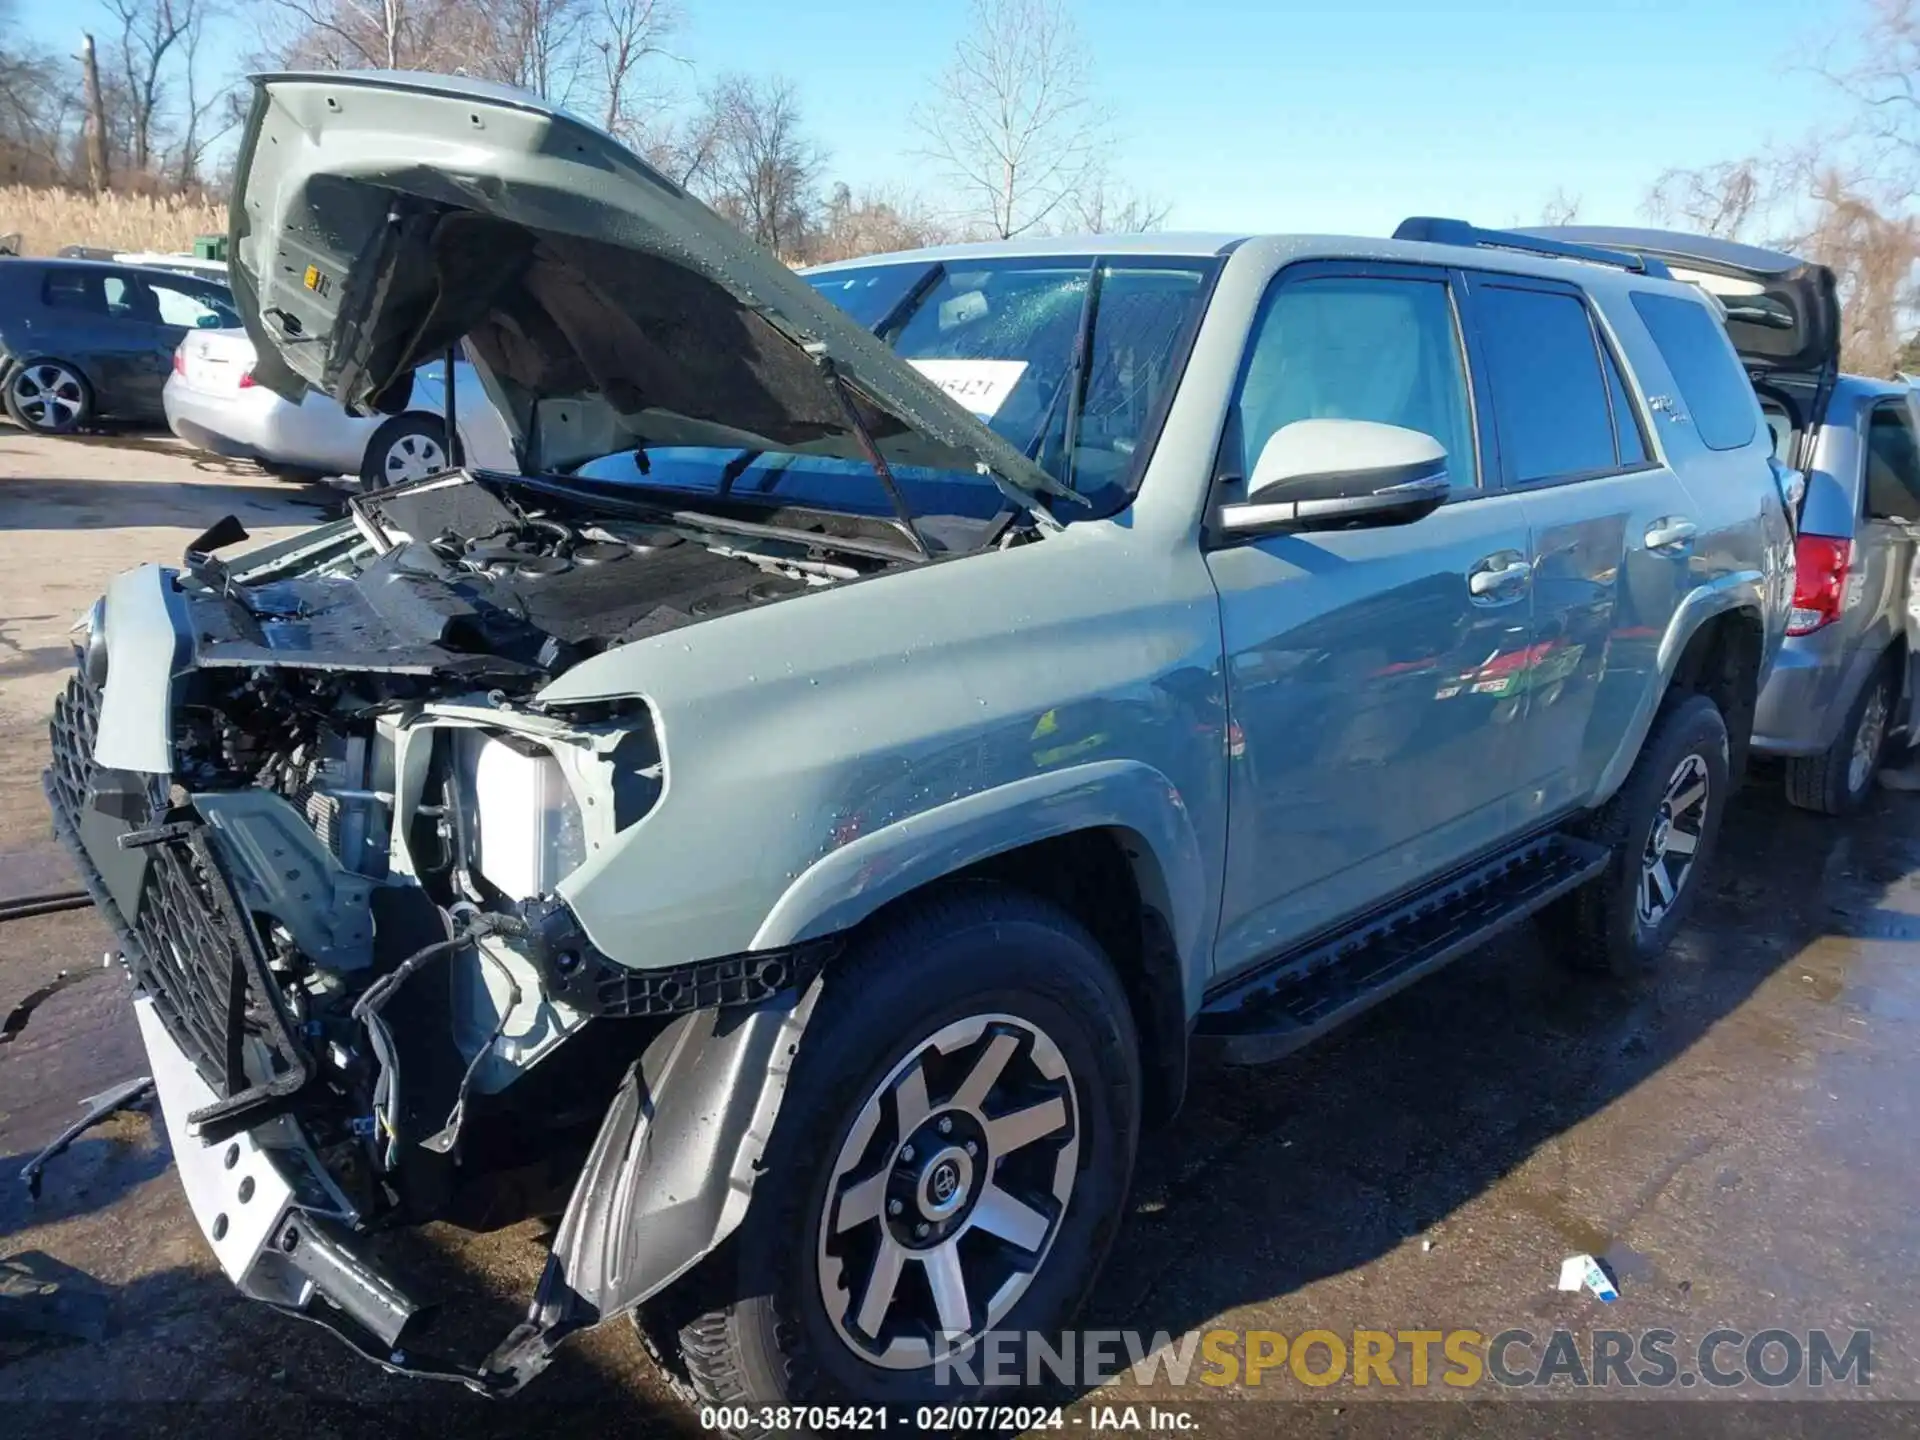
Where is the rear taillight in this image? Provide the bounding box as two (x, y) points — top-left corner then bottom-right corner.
(237, 367), (256, 388)
(1788, 534), (1853, 635)
(171, 346), (185, 375)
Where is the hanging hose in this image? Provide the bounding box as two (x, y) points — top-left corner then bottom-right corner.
(0, 889), (91, 924)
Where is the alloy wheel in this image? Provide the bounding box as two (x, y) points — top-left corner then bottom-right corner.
(1638, 752), (1710, 927)
(10, 362), (84, 429)
(817, 1012), (1079, 1369)
(1850, 682), (1890, 796)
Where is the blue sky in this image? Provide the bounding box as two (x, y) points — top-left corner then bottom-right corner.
(20, 0), (1848, 235)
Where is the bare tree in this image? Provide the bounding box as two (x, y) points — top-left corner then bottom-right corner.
(105, 0), (199, 175)
(262, 0), (457, 72)
(173, 2), (238, 187)
(593, 0), (681, 143)
(1817, 0), (1920, 194)
(814, 181), (953, 263)
(1774, 161), (1920, 377)
(913, 0), (1105, 238)
(689, 73), (825, 258)
(1538, 187), (1582, 226)
(1068, 166), (1169, 234)
(0, 20), (81, 186)
(481, 0), (591, 104)
(1643, 158), (1767, 238)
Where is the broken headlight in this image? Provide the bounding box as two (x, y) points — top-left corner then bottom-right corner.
(450, 730), (588, 901)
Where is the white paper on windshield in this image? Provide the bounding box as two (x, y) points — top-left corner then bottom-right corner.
(907, 359), (1029, 420)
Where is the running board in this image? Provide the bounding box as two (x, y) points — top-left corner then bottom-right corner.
(1194, 832), (1610, 1066)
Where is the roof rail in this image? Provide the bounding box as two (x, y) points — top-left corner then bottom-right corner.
(1391, 217), (1673, 280)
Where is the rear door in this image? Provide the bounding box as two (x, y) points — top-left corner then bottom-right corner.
(1206, 261), (1537, 979)
(97, 270), (176, 416)
(110, 271), (237, 417)
(1459, 271), (1697, 822)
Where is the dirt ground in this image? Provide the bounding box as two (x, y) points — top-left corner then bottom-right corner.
(2, 426), (1919, 1438)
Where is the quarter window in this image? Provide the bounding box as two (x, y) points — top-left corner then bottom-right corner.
(1598, 332), (1649, 466)
(1228, 274), (1478, 490)
(1473, 284), (1617, 483)
(41, 270), (103, 313)
(1629, 291), (1760, 451)
(1865, 402), (1920, 521)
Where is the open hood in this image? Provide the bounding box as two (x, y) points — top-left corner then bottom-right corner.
(227, 72), (1072, 504)
(1521, 226), (1841, 382)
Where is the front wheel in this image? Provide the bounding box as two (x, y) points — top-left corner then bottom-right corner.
(1546, 692), (1730, 976)
(663, 886), (1140, 1425)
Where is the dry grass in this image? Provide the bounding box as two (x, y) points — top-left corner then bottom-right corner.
(0, 185), (226, 257)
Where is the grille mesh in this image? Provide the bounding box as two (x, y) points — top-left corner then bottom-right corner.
(46, 673), (308, 1114)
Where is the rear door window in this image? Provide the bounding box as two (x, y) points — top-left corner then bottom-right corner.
(41, 269), (105, 314)
(1470, 281), (1618, 483)
(1865, 402), (1920, 521)
(1629, 291), (1760, 451)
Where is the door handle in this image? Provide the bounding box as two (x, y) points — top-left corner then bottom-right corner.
(1645, 517), (1697, 551)
(1468, 557), (1532, 599)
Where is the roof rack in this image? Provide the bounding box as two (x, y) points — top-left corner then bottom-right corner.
(1391, 218), (1673, 280)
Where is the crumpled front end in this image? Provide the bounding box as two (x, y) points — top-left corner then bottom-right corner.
(42, 508), (836, 1391)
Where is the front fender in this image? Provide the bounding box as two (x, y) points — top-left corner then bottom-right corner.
(750, 758), (1211, 1013)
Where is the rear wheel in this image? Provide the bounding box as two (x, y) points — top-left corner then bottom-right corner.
(661, 886), (1140, 1430)
(1546, 692), (1729, 976)
(1784, 661), (1893, 816)
(5, 358), (92, 433)
(359, 412), (448, 489)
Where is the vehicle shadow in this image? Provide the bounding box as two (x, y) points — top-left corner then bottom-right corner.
(1077, 776), (1919, 1361)
(0, 1254), (702, 1438)
(0, 475), (341, 531)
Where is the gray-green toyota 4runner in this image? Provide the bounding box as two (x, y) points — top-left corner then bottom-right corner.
(45, 72), (1793, 1422)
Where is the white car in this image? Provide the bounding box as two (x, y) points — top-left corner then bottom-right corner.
(164, 327), (515, 485)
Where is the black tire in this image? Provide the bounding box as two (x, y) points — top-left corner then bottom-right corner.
(359, 412), (449, 489)
(4, 357), (93, 433)
(1784, 660), (1895, 816)
(1545, 692), (1730, 977)
(662, 884), (1141, 1429)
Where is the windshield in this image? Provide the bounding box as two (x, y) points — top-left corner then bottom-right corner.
(571, 255), (1215, 528)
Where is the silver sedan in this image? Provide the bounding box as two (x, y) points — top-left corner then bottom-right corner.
(164, 327), (515, 485)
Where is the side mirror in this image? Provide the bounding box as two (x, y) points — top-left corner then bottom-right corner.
(1219, 419), (1451, 537)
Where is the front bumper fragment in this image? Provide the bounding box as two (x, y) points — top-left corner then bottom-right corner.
(129, 959), (825, 1395)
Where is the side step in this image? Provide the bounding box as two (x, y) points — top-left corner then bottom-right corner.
(1193, 832), (1610, 1066)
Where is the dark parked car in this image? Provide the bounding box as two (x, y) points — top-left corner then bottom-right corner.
(0, 256), (239, 433)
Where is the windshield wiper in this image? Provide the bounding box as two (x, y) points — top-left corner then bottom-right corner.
(813, 353), (933, 561)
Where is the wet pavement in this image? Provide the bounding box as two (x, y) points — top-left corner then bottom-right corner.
(2, 427), (1918, 1437)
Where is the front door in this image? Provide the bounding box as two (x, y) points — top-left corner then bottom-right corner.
(1207, 263), (1535, 981)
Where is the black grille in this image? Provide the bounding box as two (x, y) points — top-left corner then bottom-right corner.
(46, 671), (98, 838)
(45, 672), (310, 1129)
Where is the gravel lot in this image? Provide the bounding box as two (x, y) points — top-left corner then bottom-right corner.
(2, 426), (1917, 1438)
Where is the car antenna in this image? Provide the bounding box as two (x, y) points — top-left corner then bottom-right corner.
(810, 349), (933, 561)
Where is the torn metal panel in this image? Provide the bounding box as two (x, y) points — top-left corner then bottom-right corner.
(483, 976), (821, 1392)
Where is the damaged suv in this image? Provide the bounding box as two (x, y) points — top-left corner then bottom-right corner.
(46, 72), (1791, 1421)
